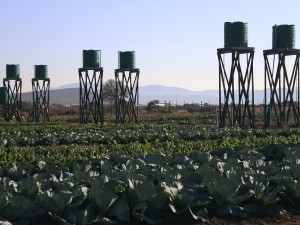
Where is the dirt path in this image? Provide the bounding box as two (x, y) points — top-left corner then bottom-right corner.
(171, 211), (300, 225)
(120, 210), (300, 225)
(210, 211), (300, 225)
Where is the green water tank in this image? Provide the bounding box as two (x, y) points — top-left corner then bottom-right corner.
(272, 24), (295, 49)
(224, 22), (248, 48)
(119, 51), (136, 69)
(6, 64), (20, 79)
(35, 65), (48, 79)
(0, 87), (8, 105)
(83, 50), (101, 68)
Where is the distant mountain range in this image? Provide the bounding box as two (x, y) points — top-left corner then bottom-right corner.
(21, 83), (269, 105)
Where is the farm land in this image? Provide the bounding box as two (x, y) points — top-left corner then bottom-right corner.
(0, 110), (300, 224)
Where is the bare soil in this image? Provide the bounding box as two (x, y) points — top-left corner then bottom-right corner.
(168, 211), (300, 225)
(120, 210), (300, 225)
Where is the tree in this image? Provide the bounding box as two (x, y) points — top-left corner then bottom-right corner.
(183, 103), (201, 113)
(103, 79), (131, 114)
(103, 79), (116, 104)
(103, 79), (116, 114)
(146, 100), (159, 112)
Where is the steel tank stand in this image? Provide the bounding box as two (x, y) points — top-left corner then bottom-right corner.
(3, 78), (22, 121)
(32, 78), (50, 122)
(218, 47), (255, 128)
(264, 49), (300, 127)
(115, 69), (139, 124)
(79, 68), (104, 124)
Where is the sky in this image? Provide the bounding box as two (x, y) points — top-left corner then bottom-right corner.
(0, 0), (300, 92)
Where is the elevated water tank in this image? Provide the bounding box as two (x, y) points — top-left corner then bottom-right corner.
(224, 22), (248, 48)
(83, 50), (101, 68)
(6, 64), (20, 79)
(35, 65), (48, 79)
(119, 51), (136, 69)
(272, 24), (295, 49)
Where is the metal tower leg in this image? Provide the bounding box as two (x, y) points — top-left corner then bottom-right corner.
(3, 78), (22, 121)
(218, 48), (255, 128)
(264, 50), (300, 127)
(79, 68), (104, 124)
(115, 69), (139, 124)
(32, 78), (50, 122)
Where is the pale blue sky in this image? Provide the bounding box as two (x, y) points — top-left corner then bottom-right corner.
(0, 0), (299, 91)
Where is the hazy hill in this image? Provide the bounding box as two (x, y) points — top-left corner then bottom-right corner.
(22, 88), (79, 105)
(22, 84), (267, 105)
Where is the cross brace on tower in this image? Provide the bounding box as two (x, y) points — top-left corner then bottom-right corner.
(115, 69), (139, 124)
(218, 47), (255, 128)
(264, 49), (300, 127)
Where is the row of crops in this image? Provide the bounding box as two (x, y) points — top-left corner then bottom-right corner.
(69, 112), (259, 126)
(1, 145), (300, 224)
(67, 113), (218, 126)
(138, 114), (217, 125)
(0, 122), (300, 224)
(0, 124), (299, 147)
(1, 124), (300, 165)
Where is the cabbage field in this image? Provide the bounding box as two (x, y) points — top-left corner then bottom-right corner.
(0, 122), (300, 224)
